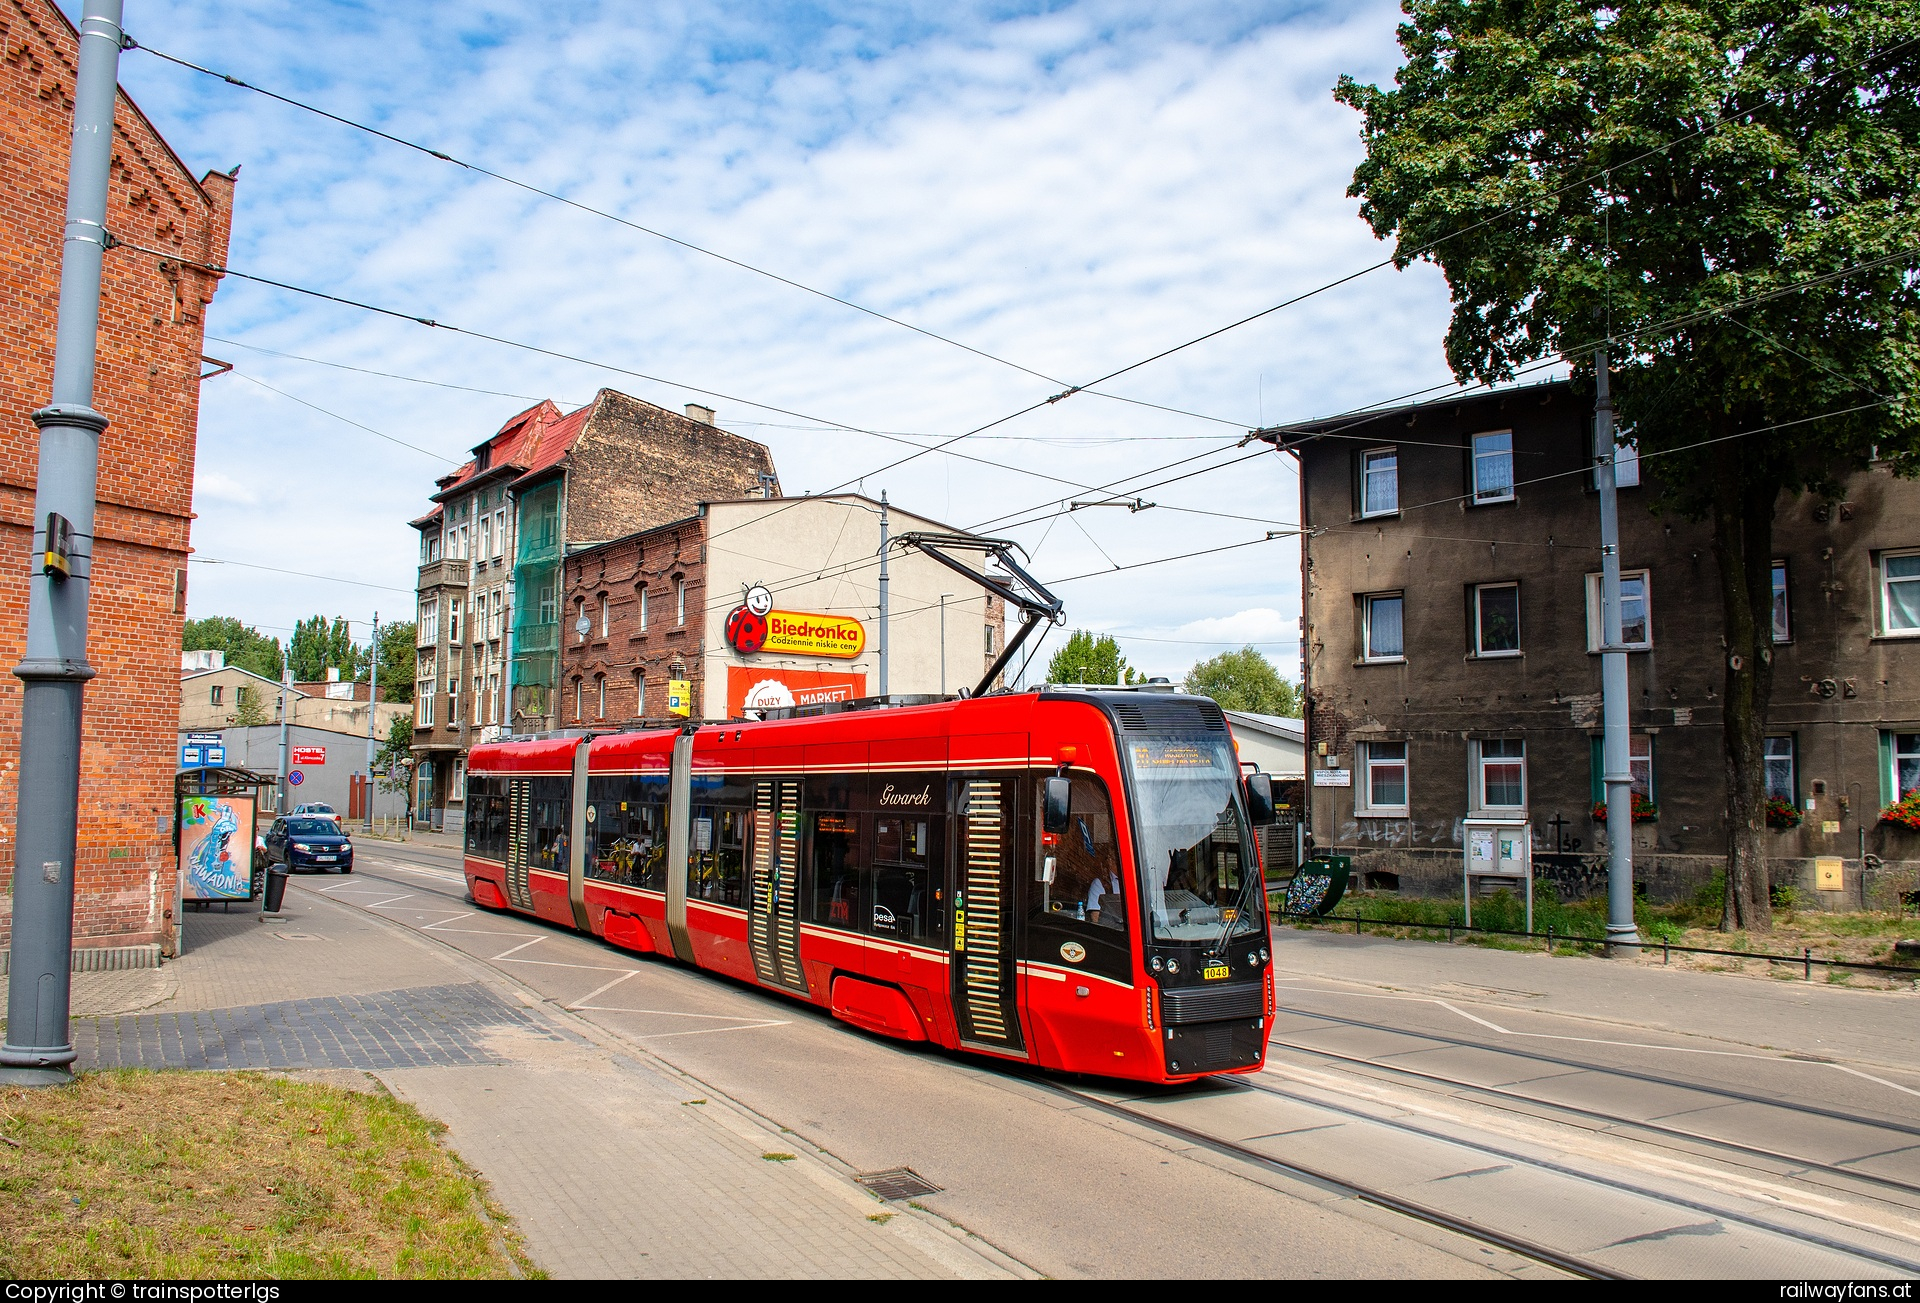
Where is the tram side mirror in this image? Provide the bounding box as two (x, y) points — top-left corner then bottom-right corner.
(1245, 772), (1276, 826)
(1043, 776), (1072, 833)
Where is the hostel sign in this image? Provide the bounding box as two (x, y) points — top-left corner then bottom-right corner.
(724, 585), (865, 659)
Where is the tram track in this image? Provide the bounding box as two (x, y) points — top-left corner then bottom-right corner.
(336, 853), (1920, 1277)
(1263, 1036), (1920, 1205)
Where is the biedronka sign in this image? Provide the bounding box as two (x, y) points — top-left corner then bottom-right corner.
(724, 585), (865, 660)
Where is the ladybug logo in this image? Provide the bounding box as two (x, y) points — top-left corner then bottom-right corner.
(726, 605), (768, 653)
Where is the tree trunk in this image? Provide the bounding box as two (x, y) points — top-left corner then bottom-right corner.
(1712, 463), (1779, 934)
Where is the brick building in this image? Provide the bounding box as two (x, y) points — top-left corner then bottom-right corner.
(559, 494), (1008, 728)
(1272, 379), (1920, 908)
(408, 391), (778, 831)
(0, 0), (234, 958)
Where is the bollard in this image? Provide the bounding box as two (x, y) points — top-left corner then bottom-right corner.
(1354, 913), (1361, 936)
(1804, 947), (1811, 981)
(1547, 924), (1554, 953)
(1663, 941), (1670, 965)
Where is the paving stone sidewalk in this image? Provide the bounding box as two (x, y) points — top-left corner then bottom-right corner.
(65, 893), (1019, 1279)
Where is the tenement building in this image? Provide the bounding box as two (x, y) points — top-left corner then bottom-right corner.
(408, 391), (779, 832)
(560, 494), (1007, 727)
(1271, 379), (1920, 908)
(0, 0), (235, 960)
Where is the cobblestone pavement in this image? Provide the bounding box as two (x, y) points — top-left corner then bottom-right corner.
(76, 983), (563, 1071)
(59, 885), (1022, 1280)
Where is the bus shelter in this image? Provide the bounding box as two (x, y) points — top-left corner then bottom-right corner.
(173, 765), (276, 954)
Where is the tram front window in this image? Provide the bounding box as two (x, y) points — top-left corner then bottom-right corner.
(1125, 734), (1262, 943)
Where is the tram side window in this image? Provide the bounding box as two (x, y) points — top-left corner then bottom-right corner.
(486, 784), (510, 862)
(528, 776), (571, 874)
(872, 815), (943, 943)
(464, 776), (494, 857)
(688, 805), (746, 905)
(586, 774), (669, 889)
(809, 811), (865, 930)
(1025, 773), (1131, 984)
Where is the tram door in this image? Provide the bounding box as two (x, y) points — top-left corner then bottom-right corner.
(950, 777), (1025, 1055)
(747, 779), (806, 992)
(504, 778), (534, 910)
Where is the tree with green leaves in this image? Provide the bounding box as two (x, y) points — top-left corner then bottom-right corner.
(231, 684), (270, 727)
(1336, 2), (1920, 932)
(182, 616), (282, 680)
(1183, 647), (1301, 717)
(374, 714), (416, 794)
(366, 620), (417, 706)
(1045, 630), (1132, 685)
(288, 615), (364, 684)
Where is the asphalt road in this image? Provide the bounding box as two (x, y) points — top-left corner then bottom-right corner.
(311, 838), (1920, 1279)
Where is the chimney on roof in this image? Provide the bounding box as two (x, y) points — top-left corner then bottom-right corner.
(685, 403), (716, 426)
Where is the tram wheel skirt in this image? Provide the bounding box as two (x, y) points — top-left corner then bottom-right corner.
(830, 976), (928, 1043)
(471, 878), (508, 910)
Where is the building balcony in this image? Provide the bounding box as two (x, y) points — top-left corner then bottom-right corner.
(416, 558), (470, 590)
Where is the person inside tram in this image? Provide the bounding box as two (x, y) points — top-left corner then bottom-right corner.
(1085, 866), (1124, 928)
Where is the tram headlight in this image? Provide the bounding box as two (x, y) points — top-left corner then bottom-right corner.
(1248, 951), (1260, 966)
(1260, 947), (1270, 962)
(1165, 959), (1180, 975)
(1150, 955), (1163, 973)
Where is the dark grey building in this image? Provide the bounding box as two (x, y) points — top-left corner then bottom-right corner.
(1268, 379), (1920, 908)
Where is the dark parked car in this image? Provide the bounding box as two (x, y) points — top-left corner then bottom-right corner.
(264, 816), (355, 874)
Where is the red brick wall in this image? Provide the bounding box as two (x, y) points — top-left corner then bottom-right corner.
(562, 520), (708, 725)
(0, 0), (234, 952)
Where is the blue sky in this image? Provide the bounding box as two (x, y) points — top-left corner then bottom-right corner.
(95, 0), (1461, 682)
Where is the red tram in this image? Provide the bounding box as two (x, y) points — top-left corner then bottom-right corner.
(463, 687), (1280, 1083)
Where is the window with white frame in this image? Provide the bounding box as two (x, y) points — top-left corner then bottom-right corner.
(480, 516), (493, 560)
(1614, 437), (1640, 488)
(575, 597), (587, 642)
(633, 670), (645, 717)
(1472, 431), (1515, 503)
(1476, 739), (1526, 809)
(447, 673), (460, 724)
(573, 677), (583, 723)
(452, 756), (466, 802)
(419, 597), (439, 647)
(1585, 570), (1652, 650)
(1361, 592), (1404, 661)
(1589, 733), (1655, 805)
(1360, 448), (1398, 517)
(599, 593), (609, 638)
(1888, 732), (1920, 802)
(1474, 582), (1521, 655)
(677, 580), (687, 626)
(596, 674), (606, 719)
(1359, 742), (1408, 814)
(448, 601), (460, 644)
(538, 582), (557, 625)
(427, 534), (442, 562)
(1764, 736), (1795, 802)
(1882, 551), (1920, 635)
(638, 586), (648, 632)
(487, 670), (500, 724)
(1772, 561), (1790, 642)
(490, 589), (503, 639)
(493, 509), (506, 558)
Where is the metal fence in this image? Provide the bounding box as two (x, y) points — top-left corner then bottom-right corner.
(1272, 907), (1920, 977)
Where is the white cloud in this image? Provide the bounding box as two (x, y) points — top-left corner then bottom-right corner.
(89, 0), (1454, 653)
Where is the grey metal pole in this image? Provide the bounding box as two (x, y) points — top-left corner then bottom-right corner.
(364, 611), (377, 832)
(939, 593), (953, 696)
(1594, 347), (1641, 953)
(877, 491), (889, 698)
(0, 0), (126, 1088)
(277, 664), (292, 814)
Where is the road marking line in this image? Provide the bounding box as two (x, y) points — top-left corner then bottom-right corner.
(363, 893), (416, 908)
(422, 912), (476, 930)
(495, 956), (637, 973)
(493, 937), (547, 960)
(614, 1019), (792, 1039)
(1282, 984), (1920, 1100)
(570, 970), (643, 1007)
(574, 1006), (778, 1022)
(1832, 1064), (1920, 1099)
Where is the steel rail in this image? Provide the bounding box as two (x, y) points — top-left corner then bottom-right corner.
(1047, 1083), (1619, 1279)
(1271, 1003), (1920, 1139)
(1264, 1038), (1920, 1204)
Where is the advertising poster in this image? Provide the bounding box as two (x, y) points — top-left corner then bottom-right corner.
(727, 666), (866, 717)
(180, 793), (256, 901)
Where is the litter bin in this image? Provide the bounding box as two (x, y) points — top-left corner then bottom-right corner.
(262, 863), (290, 913)
(1282, 854), (1352, 918)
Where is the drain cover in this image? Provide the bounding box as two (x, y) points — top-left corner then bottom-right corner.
(855, 1167), (942, 1201)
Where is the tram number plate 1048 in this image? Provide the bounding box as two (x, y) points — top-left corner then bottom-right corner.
(1202, 964), (1230, 981)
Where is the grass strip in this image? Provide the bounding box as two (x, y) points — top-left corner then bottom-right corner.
(0, 1069), (542, 1279)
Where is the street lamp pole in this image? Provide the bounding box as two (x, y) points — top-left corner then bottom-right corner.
(364, 611), (378, 832)
(0, 0), (128, 1087)
(1594, 346), (1641, 954)
(877, 491), (889, 698)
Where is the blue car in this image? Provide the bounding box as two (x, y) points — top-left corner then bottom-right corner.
(264, 816), (355, 874)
